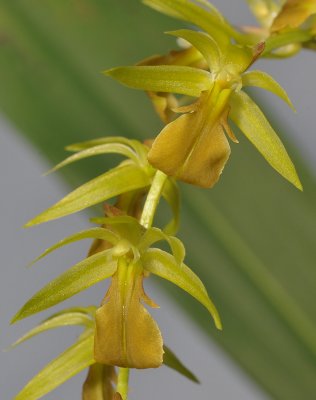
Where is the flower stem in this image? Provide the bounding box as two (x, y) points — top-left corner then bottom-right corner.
(117, 368), (130, 400)
(140, 170), (168, 229)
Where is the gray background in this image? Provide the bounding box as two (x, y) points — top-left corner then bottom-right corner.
(1, 1), (315, 399)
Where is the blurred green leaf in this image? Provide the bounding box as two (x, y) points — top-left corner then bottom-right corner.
(1, 1), (316, 398)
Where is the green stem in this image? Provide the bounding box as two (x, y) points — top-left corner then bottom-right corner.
(140, 170), (168, 229)
(116, 368), (130, 400)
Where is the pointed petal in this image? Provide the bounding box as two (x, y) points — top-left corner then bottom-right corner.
(12, 311), (93, 347)
(82, 364), (116, 400)
(167, 29), (221, 71)
(142, 249), (222, 330)
(143, 0), (238, 46)
(163, 345), (199, 383)
(229, 90), (302, 190)
(105, 66), (212, 97)
(242, 70), (295, 110)
(148, 92), (231, 188)
(25, 163), (151, 226)
(12, 250), (117, 323)
(30, 228), (119, 266)
(94, 265), (163, 368)
(139, 227), (185, 265)
(48, 143), (139, 174)
(65, 136), (143, 154)
(14, 334), (94, 400)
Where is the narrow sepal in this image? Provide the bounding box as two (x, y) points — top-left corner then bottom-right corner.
(14, 334), (95, 400)
(142, 249), (222, 330)
(30, 228), (119, 266)
(12, 308), (95, 347)
(139, 227), (185, 265)
(12, 249), (117, 323)
(242, 70), (295, 110)
(229, 90), (302, 190)
(105, 66), (213, 97)
(48, 143), (140, 173)
(167, 29), (221, 71)
(25, 163), (151, 226)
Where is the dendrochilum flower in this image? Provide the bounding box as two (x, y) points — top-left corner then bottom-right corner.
(12, 306), (198, 399)
(106, 13), (301, 189)
(89, 213), (221, 368)
(13, 211), (221, 370)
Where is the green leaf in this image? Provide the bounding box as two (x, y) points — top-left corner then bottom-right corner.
(49, 143), (140, 173)
(161, 178), (180, 236)
(25, 163), (151, 226)
(139, 227), (185, 265)
(105, 66), (213, 97)
(242, 70), (295, 110)
(12, 249), (117, 323)
(142, 249), (222, 330)
(14, 334), (95, 400)
(167, 29), (221, 71)
(163, 345), (199, 384)
(30, 228), (119, 266)
(229, 90), (302, 190)
(12, 309), (94, 347)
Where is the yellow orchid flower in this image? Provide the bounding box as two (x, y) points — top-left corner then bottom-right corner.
(106, 26), (301, 189)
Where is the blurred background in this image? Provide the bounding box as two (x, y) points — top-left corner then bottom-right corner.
(1, 1), (315, 399)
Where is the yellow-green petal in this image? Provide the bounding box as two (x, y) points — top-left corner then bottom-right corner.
(25, 163), (151, 226)
(30, 227), (119, 266)
(142, 248), (222, 330)
(242, 70), (295, 110)
(143, 0), (238, 45)
(105, 66), (213, 97)
(139, 227), (185, 265)
(167, 29), (221, 71)
(229, 90), (302, 190)
(14, 334), (94, 400)
(12, 249), (117, 323)
(12, 310), (94, 347)
(48, 143), (140, 173)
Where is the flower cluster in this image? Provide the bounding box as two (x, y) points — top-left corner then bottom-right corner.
(11, 0), (316, 399)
